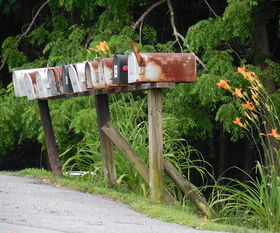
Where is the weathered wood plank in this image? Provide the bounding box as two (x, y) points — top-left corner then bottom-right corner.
(101, 121), (149, 183)
(41, 82), (175, 100)
(38, 100), (63, 177)
(164, 160), (211, 217)
(95, 94), (117, 187)
(148, 89), (164, 201)
(101, 121), (174, 203)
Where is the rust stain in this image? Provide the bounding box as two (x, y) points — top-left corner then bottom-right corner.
(138, 53), (196, 82)
(28, 72), (37, 85)
(52, 66), (63, 86)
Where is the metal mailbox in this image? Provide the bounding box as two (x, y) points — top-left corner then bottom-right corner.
(112, 54), (128, 84)
(47, 66), (63, 96)
(99, 58), (114, 87)
(61, 65), (73, 94)
(36, 68), (51, 98)
(24, 72), (39, 100)
(127, 52), (196, 83)
(12, 68), (44, 97)
(67, 64), (82, 93)
(75, 62), (87, 91)
(85, 61), (104, 89)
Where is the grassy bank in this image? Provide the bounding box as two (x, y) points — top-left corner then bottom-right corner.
(2, 168), (271, 233)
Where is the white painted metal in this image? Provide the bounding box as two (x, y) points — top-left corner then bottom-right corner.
(75, 63), (87, 91)
(127, 53), (140, 83)
(24, 73), (38, 100)
(36, 69), (51, 98)
(85, 61), (104, 89)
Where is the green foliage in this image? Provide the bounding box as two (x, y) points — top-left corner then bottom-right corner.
(0, 84), (39, 154)
(1, 36), (28, 68)
(208, 163), (280, 231)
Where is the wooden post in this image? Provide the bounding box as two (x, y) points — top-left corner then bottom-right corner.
(38, 100), (63, 177)
(101, 121), (174, 203)
(95, 94), (117, 187)
(148, 89), (164, 201)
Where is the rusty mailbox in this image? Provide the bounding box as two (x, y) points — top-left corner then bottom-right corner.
(13, 68), (44, 97)
(127, 52), (196, 83)
(85, 60), (104, 89)
(61, 65), (73, 94)
(112, 54), (128, 84)
(47, 66), (63, 96)
(68, 63), (87, 93)
(99, 58), (114, 87)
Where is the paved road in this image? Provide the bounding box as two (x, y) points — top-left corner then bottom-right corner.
(0, 174), (224, 233)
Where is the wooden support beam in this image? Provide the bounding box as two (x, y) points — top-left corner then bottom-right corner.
(102, 121), (210, 216)
(148, 89), (164, 201)
(38, 100), (63, 177)
(101, 121), (174, 203)
(95, 94), (117, 187)
(164, 160), (211, 217)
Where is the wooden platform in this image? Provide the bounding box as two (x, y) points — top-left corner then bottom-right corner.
(42, 82), (176, 100)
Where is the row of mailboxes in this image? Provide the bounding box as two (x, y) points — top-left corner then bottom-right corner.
(12, 53), (196, 100)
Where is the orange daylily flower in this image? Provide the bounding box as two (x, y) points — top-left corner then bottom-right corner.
(237, 66), (246, 76)
(91, 41), (110, 54)
(217, 80), (230, 90)
(267, 128), (280, 140)
(233, 117), (245, 128)
(242, 101), (255, 111)
(234, 88), (243, 98)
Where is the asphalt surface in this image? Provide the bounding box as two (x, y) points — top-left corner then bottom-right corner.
(0, 174), (226, 233)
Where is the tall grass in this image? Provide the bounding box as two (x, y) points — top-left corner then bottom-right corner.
(60, 92), (210, 200)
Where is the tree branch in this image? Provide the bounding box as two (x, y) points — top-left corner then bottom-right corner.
(21, 0), (50, 37)
(167, 0), (207, 70)
(133, 0), (166, 30)
(0, 0), (50, 71)
(166, 0), (183, 52)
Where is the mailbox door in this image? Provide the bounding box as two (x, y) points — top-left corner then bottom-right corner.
(68, 64), (82, 93)
(113, 55), (128, 84)
(128, 53), (140, 83)
(100, 58), (113, 87)
(36, 69), (50, 98)
(48, 69), (60, 96)
(62, 65), (73, 94)
(75, 63), (87, 91)
(85, 61), (103, 89)
(12, 71), (25, 97)
(24, 72), (38, 100)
